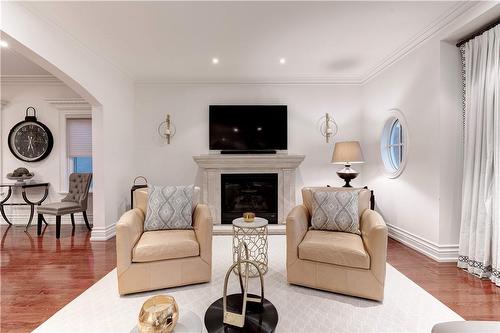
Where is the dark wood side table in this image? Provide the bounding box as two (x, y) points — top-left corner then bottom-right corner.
(0, 182), (49, 231)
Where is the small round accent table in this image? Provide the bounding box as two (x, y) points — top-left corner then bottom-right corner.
(232, 217), (268, 277)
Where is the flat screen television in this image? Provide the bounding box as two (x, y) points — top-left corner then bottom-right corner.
(209, 105), (287, 151)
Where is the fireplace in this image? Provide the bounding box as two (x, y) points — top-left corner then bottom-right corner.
(221, 173), (278, 224)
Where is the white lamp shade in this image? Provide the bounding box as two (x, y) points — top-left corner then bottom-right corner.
(331, 141), (364, 164)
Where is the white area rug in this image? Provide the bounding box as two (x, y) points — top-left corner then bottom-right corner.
(34, 235), (462, 333)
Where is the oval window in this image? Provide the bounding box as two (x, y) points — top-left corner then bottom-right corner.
(380, 110), (408, 178)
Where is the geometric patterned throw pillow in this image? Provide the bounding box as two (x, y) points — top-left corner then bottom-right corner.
(310, 189), (360, 234)
(144, 185), (194, 231)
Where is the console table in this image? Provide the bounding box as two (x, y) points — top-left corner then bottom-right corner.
(0, 182), (49, 231)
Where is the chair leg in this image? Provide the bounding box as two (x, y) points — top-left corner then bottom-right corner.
(70, 214), (75, 228)
(56, 216), (61, 239)
(82, 211), (92, 230)
(37, 214), (43, 236)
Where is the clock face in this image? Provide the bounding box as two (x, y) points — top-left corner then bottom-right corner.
(8, 121), (53, 162)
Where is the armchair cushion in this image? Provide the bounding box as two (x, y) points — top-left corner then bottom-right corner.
(135, 187), (200, 215)
(302, 187), (370, 218)
(144, 185), (194, 231)
(132, 229), (200, 263)
(298, 230), (370, 269)
(37, 201), (83, 215)
(310, 189), (360, 234)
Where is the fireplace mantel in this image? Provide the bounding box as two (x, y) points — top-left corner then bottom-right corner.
(192, 154), (305, 169)
(193, 154), (305, 224)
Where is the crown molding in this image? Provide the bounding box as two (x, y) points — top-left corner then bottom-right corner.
(360, 1), (477, 84)
(135, 75), (363, 86)
(2, 2), (481, 87)
(45, 97), (91, 110)
(0, 75), (63, 85)
(138, 2), (478, 86)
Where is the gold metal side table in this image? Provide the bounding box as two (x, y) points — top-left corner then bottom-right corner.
(232, 217), (268, 277)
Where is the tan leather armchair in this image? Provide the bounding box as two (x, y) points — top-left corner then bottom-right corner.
(116, 187), (212, 295)
(286, 187), (388, 301)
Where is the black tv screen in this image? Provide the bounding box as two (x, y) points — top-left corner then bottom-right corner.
(209, 105), (287, 151)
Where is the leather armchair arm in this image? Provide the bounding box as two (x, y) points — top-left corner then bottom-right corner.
(360, 209), (388, 285)
(286, 205), (310, 266)
(116, 208), (144, 277)
(193, 204), (213, 265)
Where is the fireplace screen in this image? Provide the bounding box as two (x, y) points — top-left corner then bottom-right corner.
(221, 173), (278, 224)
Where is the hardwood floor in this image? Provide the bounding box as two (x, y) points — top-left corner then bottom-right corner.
(1, 225), (499, 333)
(1, 225), (116, 333)
(386, 239), (500, 321)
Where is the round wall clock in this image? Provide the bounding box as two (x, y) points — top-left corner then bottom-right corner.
(8, 107), (54, 162)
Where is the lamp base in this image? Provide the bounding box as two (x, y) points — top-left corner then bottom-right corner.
(336, 164), (359, 188)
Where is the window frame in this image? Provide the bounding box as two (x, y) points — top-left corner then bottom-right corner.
(59, 110), (92, 194)
(380, 109), (408, 179)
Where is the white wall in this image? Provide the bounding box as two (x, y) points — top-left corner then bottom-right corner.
(438, 41), (464, 246)
(361, 40), (442, 245)
(359, 3), (497, 261)
(134, 84), (365, 201)
(0, 83), (93, 225)
(2, 2), (136, 240)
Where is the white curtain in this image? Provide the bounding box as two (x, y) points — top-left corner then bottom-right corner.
(458, 25), (499, 286)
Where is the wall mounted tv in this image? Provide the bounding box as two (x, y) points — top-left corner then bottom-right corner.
(209, 105), (287, 152)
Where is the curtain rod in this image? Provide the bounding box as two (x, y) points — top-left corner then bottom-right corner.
(456, 18), (500, 47)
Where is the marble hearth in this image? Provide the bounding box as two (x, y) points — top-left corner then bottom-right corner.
(193, 154), (305, 224)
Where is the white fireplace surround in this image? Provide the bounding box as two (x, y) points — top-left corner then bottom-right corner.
(193, 154), (305, 224)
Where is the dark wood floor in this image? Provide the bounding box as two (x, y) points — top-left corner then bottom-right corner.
(1, 225), (499, 333)
(386, 238), (500, 321)
(1, 225), (116, 333)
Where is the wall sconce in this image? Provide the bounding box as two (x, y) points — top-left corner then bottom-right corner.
(157, 114), (176, 144)
(319, 113), (338, 143)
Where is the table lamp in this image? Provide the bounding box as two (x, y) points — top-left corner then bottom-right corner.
(331, 141), (364, 187)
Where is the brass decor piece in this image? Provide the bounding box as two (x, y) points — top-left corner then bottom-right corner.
(223, 242), (264, 328)
(157, 114), (176, 144)
(138, 295), (179, 333)
(243, 212), (255, 222)
(319, 113), (338, 143)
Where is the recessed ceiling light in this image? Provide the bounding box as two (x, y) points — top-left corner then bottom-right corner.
(279, 58), (286, 64)
(212, 57), (219, 64)
(0, 40), (9, 48)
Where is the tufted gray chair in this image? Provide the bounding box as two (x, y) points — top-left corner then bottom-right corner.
(37, 173), (92, 239)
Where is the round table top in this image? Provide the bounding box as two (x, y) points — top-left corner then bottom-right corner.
(204, 293), (278, 333)
(232, 217), (268, 228)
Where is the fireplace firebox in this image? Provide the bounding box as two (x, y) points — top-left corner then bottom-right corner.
(221, 173), (278, 224)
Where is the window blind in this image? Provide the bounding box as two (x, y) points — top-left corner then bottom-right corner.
(67, 118), (92, 157)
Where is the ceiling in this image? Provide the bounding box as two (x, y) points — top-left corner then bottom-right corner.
(5, 1), (468, 82)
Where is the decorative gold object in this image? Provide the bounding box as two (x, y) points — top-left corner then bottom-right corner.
(223, 242), (264, 328)
(138, 295), (179, 333)
(157, 114), (176, 144)
(319, 113), (338, 143)
(242, 212), (255, 222)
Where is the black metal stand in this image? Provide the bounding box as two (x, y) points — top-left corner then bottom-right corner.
(0, 183), (49, 230)
(204, 293), (278, 333)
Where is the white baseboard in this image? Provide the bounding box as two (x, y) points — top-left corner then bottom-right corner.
(387, 223), (459, 262)
(91, 223), (116, 241)
(0, 212), (93, 226)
